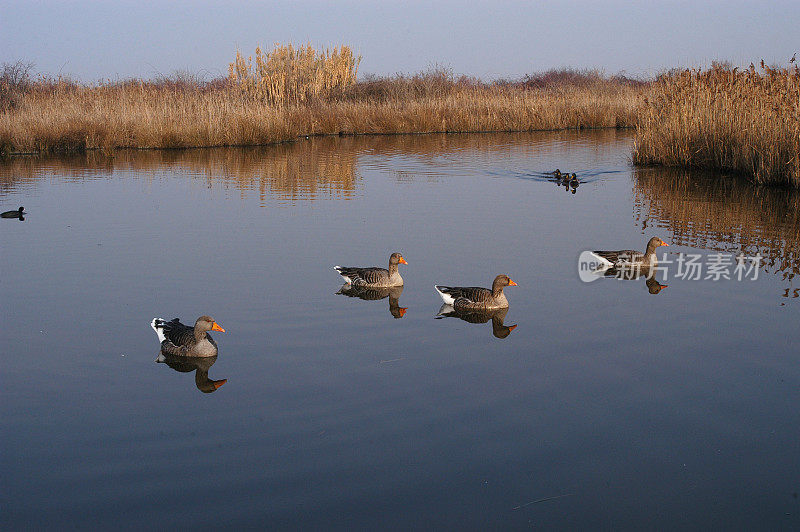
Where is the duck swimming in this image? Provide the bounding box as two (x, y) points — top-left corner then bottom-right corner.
(1, 207), (25, 218)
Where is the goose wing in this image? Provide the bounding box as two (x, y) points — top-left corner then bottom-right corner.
(334, 266), (389, 286)
(159, 318), (194, 346)
(592, 249), (645, 266)
(435, 285), (492, 306)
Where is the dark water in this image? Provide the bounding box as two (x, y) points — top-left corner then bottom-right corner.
(2, 131), (798, 529)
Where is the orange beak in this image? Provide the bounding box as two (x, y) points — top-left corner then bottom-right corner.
(507, 324), (518, 332)
(508, 279), (518, 286)
(660, 284), (669, 289)
(213, 379), (227, 389)
(660, 242), (669, 246)
(399, 257), (408, 265)
(398, 307), (408, 317)
(211, 322), (225, 332)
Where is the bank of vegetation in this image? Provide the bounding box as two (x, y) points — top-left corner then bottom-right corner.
(633, 61), (800, 188)
(0, 44), (641, 156)
(1, 45), (798, 187)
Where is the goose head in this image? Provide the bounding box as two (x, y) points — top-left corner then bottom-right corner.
(492, 274), (517, 293)
(389, 252), (408, 266)
(195, 315), (225, 333)
(645, 237), (669, 255)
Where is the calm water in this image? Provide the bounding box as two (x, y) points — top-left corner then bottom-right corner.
(2, 131), (798, 529)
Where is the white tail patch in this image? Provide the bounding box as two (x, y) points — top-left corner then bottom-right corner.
(434, 285), (456, 305)
(588, 252), (614, 268)
(334, 266), (353, 284)
(151, 317), (166, 343)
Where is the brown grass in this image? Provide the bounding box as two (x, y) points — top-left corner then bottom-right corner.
(0, 45), (643, 156)
(633, 61), (800, 188)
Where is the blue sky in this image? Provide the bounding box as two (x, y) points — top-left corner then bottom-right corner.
(2, 0), (798, 82)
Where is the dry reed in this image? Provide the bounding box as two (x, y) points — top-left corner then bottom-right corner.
(633, 61), (800, 188)
(229, 43), (360, 105)
(0, 45), (643, 156)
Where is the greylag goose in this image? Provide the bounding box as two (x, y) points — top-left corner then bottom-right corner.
(435, 274), (517, 310)
(156, 353), (227, 393)
(436, 305), (517, 339)
(589, 237), (668, 269)
(334, 252), (407, 287)
(150, 316), (225, 357)
(336, 284), (407, 318)
(1, 207), (25, 218)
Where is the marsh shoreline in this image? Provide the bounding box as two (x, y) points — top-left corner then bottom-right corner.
(2, 55), (797, 187)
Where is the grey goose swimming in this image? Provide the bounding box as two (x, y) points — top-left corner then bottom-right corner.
(151, 316), (225, 357)
(334, 252), (408, 288)
(435, 274), (517, 310)
(589, 236), (669, 269)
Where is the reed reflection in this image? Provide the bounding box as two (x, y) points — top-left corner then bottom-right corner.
(0, 140), (360, 203)
(435, 305), (517, 339)
(633, 167), (799, 301)
(0, 130), (630, 199)
(336, 284), (407, 319)
(156, 353), (227, 394)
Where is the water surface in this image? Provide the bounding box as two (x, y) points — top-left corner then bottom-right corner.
(2, 131), (798, 529)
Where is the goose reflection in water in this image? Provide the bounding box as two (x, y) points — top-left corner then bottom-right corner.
(336, 284), (407, 318)
(156, 353), (227, 393)
(598, 265), (669, 295)
(435, 305), (518, 339)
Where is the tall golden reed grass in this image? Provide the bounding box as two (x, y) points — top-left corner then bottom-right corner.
(0, 44), (642, 156)
(633, 61), (800, 188)
(229, 43), (360, 105)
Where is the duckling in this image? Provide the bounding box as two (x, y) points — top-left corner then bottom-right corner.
(569, 173), (580, 186)
(553, 169), (562, 179)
